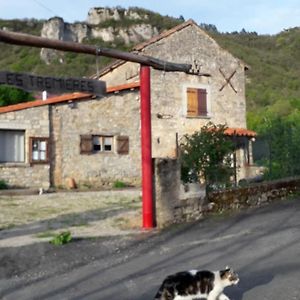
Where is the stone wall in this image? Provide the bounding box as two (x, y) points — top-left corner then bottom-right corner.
(0, 90), (142, 189)
(210, 177), (300, 212)
(101, 23), (247, 159)
(154, 158), (181, 227)
(49, 91), (142, 188)
(154, 158), (207, 227)
(154, 158), (300, 227)
(143, 25), (247, 133)
(0, 164), (50, 189)
(0, 106), (50, 188)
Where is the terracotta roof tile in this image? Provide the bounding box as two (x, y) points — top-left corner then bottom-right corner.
(225, 128), (257, 137)
(0, 82), (140, 114)
(0, 92), (92, 114)
(106, 81), (140, 93)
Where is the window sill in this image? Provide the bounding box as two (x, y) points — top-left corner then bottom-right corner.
(93, 151), (115, 155)
(186, 115), (212, 119)
(81, 151), (115, 155)
(0, 162), (30, 168)
(30, 161), (49, 165)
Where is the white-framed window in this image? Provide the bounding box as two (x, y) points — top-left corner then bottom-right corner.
(0, 130), (25, 163)
(80, 135), (113, 154)
(92, 135), (113, 152)
(29, 137), (49, 163)
(184, 84), (211, 118)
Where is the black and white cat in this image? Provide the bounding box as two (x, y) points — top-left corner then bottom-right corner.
(154, 267), (239, 300)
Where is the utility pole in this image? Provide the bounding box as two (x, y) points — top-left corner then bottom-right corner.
(140, 65), (153, 228)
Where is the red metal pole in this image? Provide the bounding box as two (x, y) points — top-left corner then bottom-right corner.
(140, 65), (154, 229)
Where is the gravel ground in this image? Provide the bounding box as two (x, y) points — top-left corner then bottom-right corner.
(0, 189), (142, 247)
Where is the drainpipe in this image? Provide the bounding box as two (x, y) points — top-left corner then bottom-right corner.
(140, 65), (154, 229)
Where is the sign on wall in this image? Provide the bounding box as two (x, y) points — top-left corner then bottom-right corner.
(0, 71), (106, 96)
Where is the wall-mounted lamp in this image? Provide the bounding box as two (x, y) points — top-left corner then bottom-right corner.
(68, 101), (77, 109)
(156, 113), (173, 119)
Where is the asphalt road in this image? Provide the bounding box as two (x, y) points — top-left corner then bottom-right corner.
(1, 197), (300, 300)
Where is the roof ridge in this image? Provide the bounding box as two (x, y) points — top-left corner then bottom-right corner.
(96, 19), (198, 78)
(133, 19), (196, 51)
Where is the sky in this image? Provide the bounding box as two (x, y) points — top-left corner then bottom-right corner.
(0, 0), (299, 35)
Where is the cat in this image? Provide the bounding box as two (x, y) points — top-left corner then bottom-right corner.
(153, 267), (239, 300)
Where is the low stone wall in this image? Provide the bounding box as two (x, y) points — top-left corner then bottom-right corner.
(210, 177), (300, 212)
(154, 158), (300, 227)
(154, 158), (207, 227)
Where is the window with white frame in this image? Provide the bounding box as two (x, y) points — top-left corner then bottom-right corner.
(80, 135), (129, 155)
(30, 137), (49, 163)
(80, 135), (113, 154)
(93, 135), (113, 152)
(0, 130), (25, 163)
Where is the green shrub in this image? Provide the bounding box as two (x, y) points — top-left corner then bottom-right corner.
(0, 180), (8, 189)
(113, 180), (127, 188)
(180, 122), (234, 191)
(50, 231), (72, 246)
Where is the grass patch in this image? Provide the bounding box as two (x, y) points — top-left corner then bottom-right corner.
(0, 223), (15, 230)
(4, 202), (19, 207)
(114, 217), (127, 225)
(72, 221), (89, 227)
(36, 231), (56, 238)
(113, 213), (141, 230)
(113, 180), (127, 189)
(102, 197), (141, 209)
(285, 191), (300, 201)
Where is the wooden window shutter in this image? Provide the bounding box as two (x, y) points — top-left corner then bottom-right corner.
(187, 88), (198, 116)
(117, 136), (129, 155)
(80, 135), (93, 154)
(198, 88), (208, 116)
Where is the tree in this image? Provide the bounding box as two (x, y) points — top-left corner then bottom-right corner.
(180, 122), (234, 192)
(0, 85), (34, 107)
(260, 116), (300, 180)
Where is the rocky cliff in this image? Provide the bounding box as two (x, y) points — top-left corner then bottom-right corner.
(40, 7), (159, 64)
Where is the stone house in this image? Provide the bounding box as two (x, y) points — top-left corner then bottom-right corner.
(0, 19), (256, 189)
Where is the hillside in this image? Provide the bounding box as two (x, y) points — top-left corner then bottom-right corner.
(210, 28), (300, 129)
(0, 7), (182, 77)
(0, 7), (299, 131)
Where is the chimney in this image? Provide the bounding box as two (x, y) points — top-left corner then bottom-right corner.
(42, 91), (47, 100)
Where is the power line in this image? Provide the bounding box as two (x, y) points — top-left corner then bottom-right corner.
(31, 0), (60, 17)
